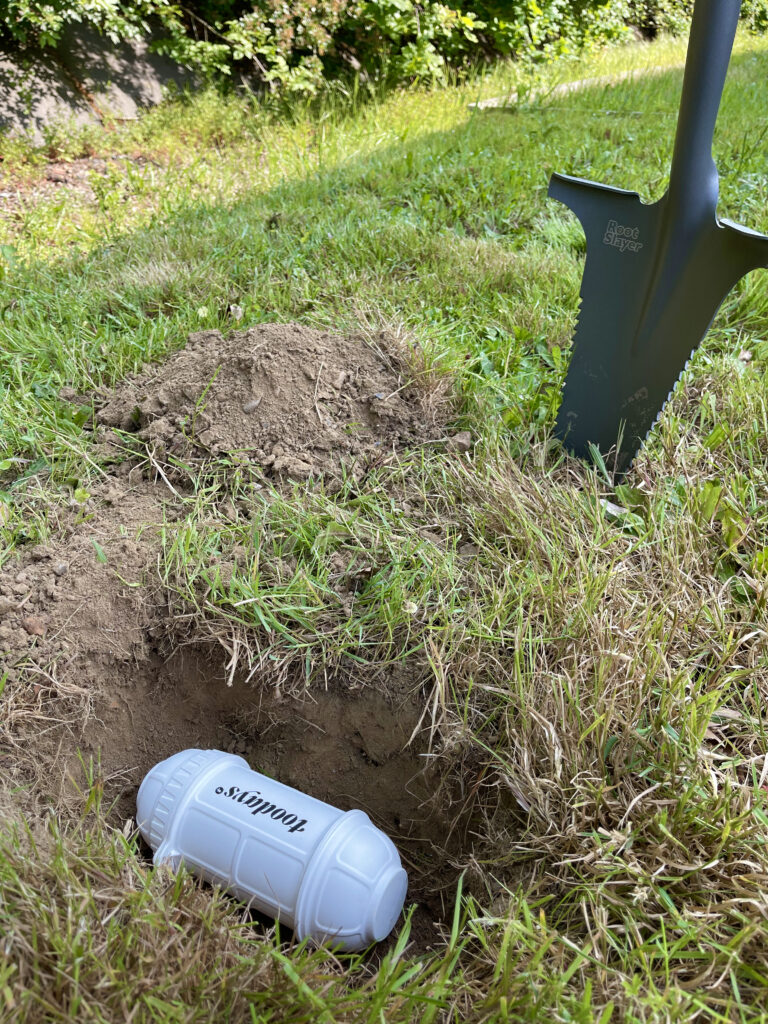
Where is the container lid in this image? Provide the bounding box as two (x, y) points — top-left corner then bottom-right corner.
(295, 809), (407, 951)
(136, 748), (248, 851)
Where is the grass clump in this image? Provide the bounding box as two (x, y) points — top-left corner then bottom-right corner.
(0, 794), (473, 1022)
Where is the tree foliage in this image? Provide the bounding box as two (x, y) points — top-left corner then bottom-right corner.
(1, 1), (766, 94)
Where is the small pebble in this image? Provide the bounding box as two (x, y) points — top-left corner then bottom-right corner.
(53, 562), (69, 577)
(242, 398), (262, 414)
(21, 615), (46, 637)
(447, 431), (472, 453)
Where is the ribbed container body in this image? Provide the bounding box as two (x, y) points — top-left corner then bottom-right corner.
(136, 749), (408, 951)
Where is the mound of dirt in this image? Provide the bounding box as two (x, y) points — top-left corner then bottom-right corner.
(97, 324), (434, 483)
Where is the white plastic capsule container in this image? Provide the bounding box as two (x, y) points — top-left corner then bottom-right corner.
(136, 748), (408, 951)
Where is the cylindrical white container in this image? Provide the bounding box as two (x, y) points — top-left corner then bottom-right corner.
(136, 748), (408, 951)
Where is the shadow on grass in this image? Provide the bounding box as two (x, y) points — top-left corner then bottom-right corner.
(0, 46), (766, 482)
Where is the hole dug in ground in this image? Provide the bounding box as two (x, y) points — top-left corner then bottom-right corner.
(0, 322), (467, 950)
(0, 485), (465, 947)
(78, 646), (462, 948)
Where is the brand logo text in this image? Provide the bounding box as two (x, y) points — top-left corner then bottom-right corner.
(603, 220), (643, 253)
(215, 784), (308, 833)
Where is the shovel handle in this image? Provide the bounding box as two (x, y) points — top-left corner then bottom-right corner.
(668, 0), (741, 204)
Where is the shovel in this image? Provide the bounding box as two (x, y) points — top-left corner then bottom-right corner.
(549, 0), (768, 474)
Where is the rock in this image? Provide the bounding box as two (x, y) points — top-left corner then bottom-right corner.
(21, 615), (46, 637)
(447, 431), (472, 453)
(0, 25), (196, 144)
(53, 562), (69, 577)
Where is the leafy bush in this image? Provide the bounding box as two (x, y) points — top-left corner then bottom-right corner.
(627, 0), (768, 35)
(1, 0), (766, 95)
(745, 0), (768, 30)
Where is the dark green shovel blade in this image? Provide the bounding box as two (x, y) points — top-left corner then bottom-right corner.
(551, 0), (768, 474)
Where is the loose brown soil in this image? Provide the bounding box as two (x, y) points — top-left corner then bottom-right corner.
(0, 156), (150, 218)
(96, 324), (436, 485)
(1, 323), (461, 945)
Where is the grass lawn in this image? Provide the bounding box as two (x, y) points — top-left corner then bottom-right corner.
(2, 26), (768, 1023)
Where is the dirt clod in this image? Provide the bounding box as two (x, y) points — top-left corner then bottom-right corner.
(447, 431), (472, 453)
(21, 615), (46, 636)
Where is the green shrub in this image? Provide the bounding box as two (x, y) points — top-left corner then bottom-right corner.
(627, 0), (768, 36)
(626, 0), (692, 35)
(745, 0), (768, 30)
(1, 1), (766, 95)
